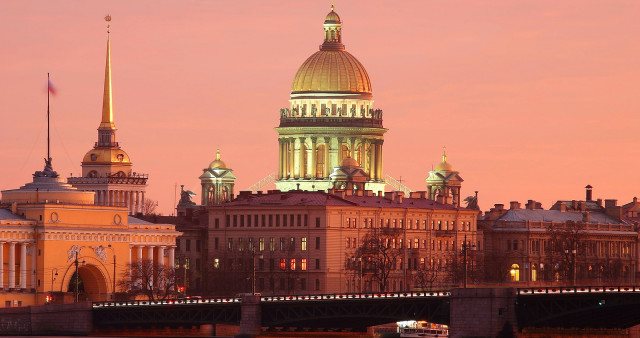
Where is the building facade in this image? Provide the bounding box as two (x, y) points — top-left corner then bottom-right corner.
(275, 6), (386, 193)
(204, 189), (478, 296)
(480, 188), (638, 285)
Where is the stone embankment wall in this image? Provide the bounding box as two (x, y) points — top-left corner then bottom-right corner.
(0, 302), (92, 335)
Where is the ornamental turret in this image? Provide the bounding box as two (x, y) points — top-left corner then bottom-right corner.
(426, 148), (464, 206)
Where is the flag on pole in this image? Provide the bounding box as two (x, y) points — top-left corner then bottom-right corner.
(48, 78), (57, 95)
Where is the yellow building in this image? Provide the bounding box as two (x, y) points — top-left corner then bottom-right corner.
(0, 17), (180, 307)
(275, 5), (387, 193)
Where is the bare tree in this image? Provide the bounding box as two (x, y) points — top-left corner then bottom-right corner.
(355, 227), (403, 292)
(118, 260), (177, 301)
(414, 262), (439, 290)
(547, 220), (586, 284)
(142, 198), (158, 215)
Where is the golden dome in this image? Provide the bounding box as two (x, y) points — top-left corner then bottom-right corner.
(434, 148), (454, 171)
(82, 148), (130, 164)
(341, 156), (359, 167)
(325, 7), (341, 23)
(291, 50), (372, 94)
(209, 149), (227, 169)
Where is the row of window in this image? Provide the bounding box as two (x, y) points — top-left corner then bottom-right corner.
(345, 256), (458, 271)
(509, 239), (635, 257)
(220, 214), (319, 228)
(212, 257), (321, 271)
(345, 218), (473, 231)
(222, 237), (318, 252)
(346, 237), (479, 251)
(257, 277), (320, 292)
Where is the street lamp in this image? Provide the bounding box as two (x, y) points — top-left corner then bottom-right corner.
(74, 251), (86, 302)
(461, 234), (476, 288)
(252, 250), (264, 295)
(565, 248), (577, 286)
(107, 245), (117, 300)
(51, 268), (58, 291)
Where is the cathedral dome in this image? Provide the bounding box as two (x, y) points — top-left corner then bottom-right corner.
(291, 51), (371, 95)
(290, 6), (372, 96)
(434, 149), (454, 171)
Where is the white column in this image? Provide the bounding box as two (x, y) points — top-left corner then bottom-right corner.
(136, 245), (143, 263)
(168, 247), (175, 269)
(106, 190), (111, 206)
(31, 244), (36, 289)
(157, 246), (165, 268)
(0, 242), (4, 289)
(8, 242), (15, 289)
(141, 192), (146, 214)
(134, 191), (139, 214)
(147, 246), (155, 263)
(20, 243), (27, 289)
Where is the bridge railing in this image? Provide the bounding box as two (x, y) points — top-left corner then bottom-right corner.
(261, 291), (450, 302)
(92, 296), (241, 308)
(518, 285), (640, 295)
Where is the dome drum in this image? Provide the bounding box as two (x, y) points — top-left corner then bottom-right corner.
(278, 115), (383, 128)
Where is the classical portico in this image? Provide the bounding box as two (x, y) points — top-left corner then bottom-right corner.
(275, 5), (386, 193)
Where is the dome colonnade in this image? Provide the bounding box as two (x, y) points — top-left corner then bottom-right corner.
(276, 5), (386, 193)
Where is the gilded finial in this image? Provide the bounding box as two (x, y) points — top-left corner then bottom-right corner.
(105, 14), (111, 34)
(216, 148), (221, 160)
(331, 0), (334, 11)
(442, 146), (447, 163)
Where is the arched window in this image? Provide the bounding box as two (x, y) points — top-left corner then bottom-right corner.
(341, 145), (349, 161)
(87, 170), (98, 178)
(531, 264), (537, 282)
(510, 264), (520, 281)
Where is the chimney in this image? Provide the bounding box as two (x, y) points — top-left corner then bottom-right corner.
(509, 201), (520, 210)
(605, 199), (617, 208)
(384, 192), (395, 201)
(559, 202), (567, 212)
(11, 202), (17, 214)
(535, 202), (542, 209)
(571, 200), (577, 210)
(526, 200), (536, 210)
(596, 198), (603, 207)
(494, 203), (504, 211)
(634, 197), (638, 204)
(585, 184), (593, 201)
(582, 211), (591, 223)
(396, 191), (404, 204)
(579, 201), (586, 212)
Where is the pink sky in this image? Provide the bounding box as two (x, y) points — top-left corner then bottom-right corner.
(1, 1), (639, 215)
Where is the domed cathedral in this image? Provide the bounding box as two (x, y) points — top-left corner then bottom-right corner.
(275, 5), (387, 193)
(199, 149), (236, 205)
(425, 149), (464, 206)
(68, 16), (148, 215)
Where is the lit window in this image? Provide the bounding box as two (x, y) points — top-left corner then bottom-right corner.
(238, 238), (243, 251)
(270, 237), (275, 251)
(213, 258), (220, 269)
(259, 238), (265, 251)
(280, 259), (286, 271)
(301, 237), (307, 251)
(301, 258), (307, 271)
(290, 259), (296, 271)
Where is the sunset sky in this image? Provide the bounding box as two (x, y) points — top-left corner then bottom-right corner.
(1, 1), (639, 215)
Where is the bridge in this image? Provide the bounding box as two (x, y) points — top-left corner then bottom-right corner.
(2, 286), (639, 336)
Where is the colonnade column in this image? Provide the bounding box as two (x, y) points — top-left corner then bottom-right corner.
(310, 138), (317, 179)
(362, 139), (369, 174)
(278, 139), (284, 179)
(0, 242), (4, 289)
(369, 141), (377, 180)
(136, 245), (143, 263)
(168, 247), (175, 269)
(141, 192), (146, 214)
(8, 242), (15, 289)
(377, 141), (384, 181)
(293, 138), (301, 178)
(324, 137), (331, 179)
(20, 243), (27, 289)
(288, 139), (294, 179)
(157, 246), (165, 268)
(31, 244), (36, 290)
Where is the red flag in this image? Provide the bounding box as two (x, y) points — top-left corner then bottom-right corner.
(48, 78), (56, 95)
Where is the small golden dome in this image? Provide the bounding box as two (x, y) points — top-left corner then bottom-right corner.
(341, 156), (359, 167)
(209, 149), (227, 169)
(291, 50), (371, 94)
(434, 148), (454, 171)
(82, 148), (130, 164)
(325, 7), (341, 23)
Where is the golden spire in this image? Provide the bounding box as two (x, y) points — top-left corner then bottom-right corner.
(442, 146), (447, 163)
(99, 14), (115, 130)
(216, 148), (221, 161)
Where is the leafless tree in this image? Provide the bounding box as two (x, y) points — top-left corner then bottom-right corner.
(414, 261), (439, 290)
(142, 198), (158, 215)
(355, 227), (403, 292)
(547, 220), (586, 283)
(118, 260), (177, 301)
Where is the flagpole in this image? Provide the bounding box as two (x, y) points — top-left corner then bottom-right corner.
(47, 72), (50, 161)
